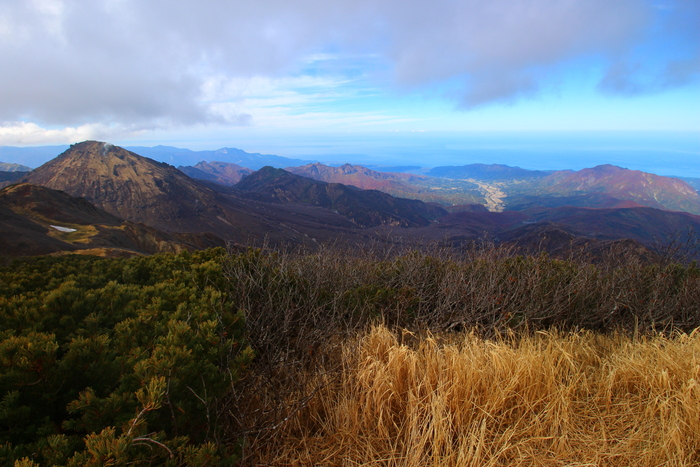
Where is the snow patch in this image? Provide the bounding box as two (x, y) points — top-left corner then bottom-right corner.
(50, 225), (77, 232)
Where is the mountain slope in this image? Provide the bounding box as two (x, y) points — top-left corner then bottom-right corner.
(23, 141), (237, 233)
(287, 163), (428, 190)
(538, 165), (700, 214)
(287, 162), (484, 207)
(20, 141), (383, 247)
(518, 205), (700, 246)
(178, 161), (252, 185)
(0, 170), (28, 189)
(0, 163), (32, 172)
(236, 166), (447, 227)
(0, 183), (212, 257)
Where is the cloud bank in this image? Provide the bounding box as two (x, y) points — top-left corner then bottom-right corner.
(0, 0), (696, 137)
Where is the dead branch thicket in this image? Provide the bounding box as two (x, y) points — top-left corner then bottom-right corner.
(218, 242), (700, 464)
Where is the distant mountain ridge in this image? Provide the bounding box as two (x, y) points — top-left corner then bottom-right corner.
(20, 142), (360, 248)
(427, 163), (700, 215)
(286, 162), (484, 206)
(427, 164), (554, 181)
(236, 166), (447, 227)
(178, 161), (253, 185)
(18, 141), (443, 246)
(125, 145), (315, 169)
(4, 141), (700, 261)
(538, 165), (700, 214)
(0, 162), (32, 172)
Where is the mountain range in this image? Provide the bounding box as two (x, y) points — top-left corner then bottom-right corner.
(2, 141), (699, 261)
(424, 163), (700, 215)
(178, 161), (253, 186)
(124, 145), (315, 169)
(236, 166), (446, 228)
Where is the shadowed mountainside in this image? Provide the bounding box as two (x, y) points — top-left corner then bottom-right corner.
(236, 166), (447, 227)
(287, 162), (484, 206)
(0, 171), (29, 189)
(19, 141), (402, 247)
(0, 183), (218, 257)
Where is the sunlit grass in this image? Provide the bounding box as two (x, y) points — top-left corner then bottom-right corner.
(248, 326), (700, 466)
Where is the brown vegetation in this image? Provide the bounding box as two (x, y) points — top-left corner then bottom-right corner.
(221, 244), (700, 465)
(247, 325), (700, 466)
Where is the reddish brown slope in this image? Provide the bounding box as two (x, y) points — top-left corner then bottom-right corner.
(541, 165), (700, 214)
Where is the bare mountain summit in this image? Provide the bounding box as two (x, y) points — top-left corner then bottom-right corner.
(20, 141), (390, 247)
(23, 141), (234, 233)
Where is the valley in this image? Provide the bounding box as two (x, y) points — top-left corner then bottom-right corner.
(470, 179), (507, 212)
(1, 140), (699, 261)
(1, 141), (699, 466)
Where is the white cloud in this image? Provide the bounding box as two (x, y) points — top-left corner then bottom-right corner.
(0, 0), (696, 143)
(0, 121), (144, 145)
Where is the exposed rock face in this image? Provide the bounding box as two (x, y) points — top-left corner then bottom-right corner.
(19, 141), (378, 247)
(23, 141), (228, 231)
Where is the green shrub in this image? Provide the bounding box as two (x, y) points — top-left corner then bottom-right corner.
(0, 249), (251, 465)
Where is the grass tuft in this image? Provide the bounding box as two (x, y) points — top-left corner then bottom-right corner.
(247, 326), (700, 466)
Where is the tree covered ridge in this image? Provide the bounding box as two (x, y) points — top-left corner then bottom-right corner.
(0, 249), (251, 466)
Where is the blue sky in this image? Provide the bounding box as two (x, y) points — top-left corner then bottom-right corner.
(0, 0), (698, 170)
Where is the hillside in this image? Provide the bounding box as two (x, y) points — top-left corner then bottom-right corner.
(8, 141), (699, 260)
(0, 170), (28, 189)
(288, 162), (428, 190)
(518, 205), (700, 246)
(424, 163), (700, 215)
(19, 141), (397, 247)
(0, 162), (32, 172)
(236, 166), (447, 227)
(536, 165), (700, 214)
(288, 162), (484, 206)
(178, 161), (253, 185)
(23, 142), (237, 233)
(0, 183), (213, 257)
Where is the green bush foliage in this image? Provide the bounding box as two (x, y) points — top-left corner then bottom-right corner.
(0, 249), (251, 466)
(1, 244), (699, 464)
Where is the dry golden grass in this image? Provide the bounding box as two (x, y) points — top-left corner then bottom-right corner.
(248, 326), (700, 466)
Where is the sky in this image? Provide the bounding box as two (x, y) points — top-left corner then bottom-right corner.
(0, 0), (699, 171)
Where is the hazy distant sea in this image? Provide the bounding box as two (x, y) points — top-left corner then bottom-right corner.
(2, 131), (698, 178)
(223, 130), (700, 178)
